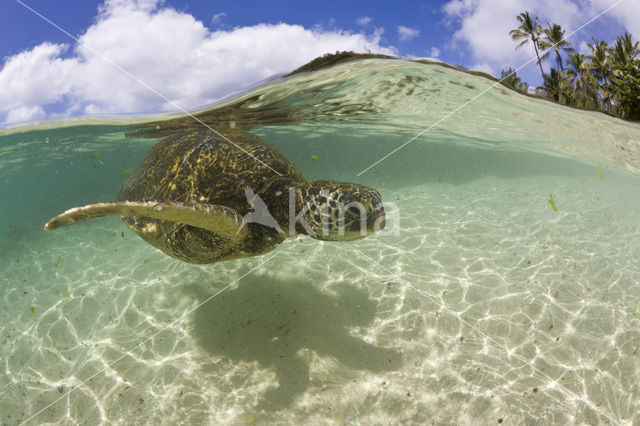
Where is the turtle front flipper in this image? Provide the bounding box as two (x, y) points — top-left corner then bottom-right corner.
(44, 200), (247, 238)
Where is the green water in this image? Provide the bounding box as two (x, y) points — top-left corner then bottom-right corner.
(1, 59), (639, 424)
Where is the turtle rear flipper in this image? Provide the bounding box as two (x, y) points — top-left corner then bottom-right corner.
(44, 200), (247, 238)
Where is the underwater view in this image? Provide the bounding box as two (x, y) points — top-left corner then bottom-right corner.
(1, 58), (640, 424)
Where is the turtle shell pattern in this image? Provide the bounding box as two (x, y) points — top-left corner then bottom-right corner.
(117, 128), (304, 263)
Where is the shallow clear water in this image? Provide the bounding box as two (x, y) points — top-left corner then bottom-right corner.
(1, 59), (640, 424)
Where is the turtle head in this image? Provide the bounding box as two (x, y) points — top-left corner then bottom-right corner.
(294, 180), (385, 241)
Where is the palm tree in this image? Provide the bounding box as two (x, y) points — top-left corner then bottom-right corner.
(500, 68), (522, 90)
(543, 68), (571, 102)
(539, 23), (572, 102)
(609, 57), (640, 120)
(509, 12), (545, 82)
(588, 37), (612, 109)
(609, 33), (639, 116)
(588, 37), (612, 86)
(566, 52), (596, 109)
(611, 32), (639, 68)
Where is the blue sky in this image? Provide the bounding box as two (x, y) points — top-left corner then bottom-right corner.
(0, 0), (637, 126)
(0, 1), (448, 60)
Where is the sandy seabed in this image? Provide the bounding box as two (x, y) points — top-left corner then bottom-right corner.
(1, 172), (639, 425)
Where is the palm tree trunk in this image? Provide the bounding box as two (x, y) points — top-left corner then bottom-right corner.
(602, 71), (610, 110)
(557, 56), (562, 102)
(532, 38), (545, 82)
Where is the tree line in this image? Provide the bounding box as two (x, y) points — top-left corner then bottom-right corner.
(504, 11), (639, 121)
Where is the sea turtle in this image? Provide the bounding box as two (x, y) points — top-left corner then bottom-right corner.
(45, 128), (385, 264)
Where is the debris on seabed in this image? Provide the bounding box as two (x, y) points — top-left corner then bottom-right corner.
(547, 193), (558, 212)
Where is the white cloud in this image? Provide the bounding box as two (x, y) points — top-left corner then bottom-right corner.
(442, 0), (636, 81)
(5, 105), (46, 124)
(590, 0), (640, 38)
(578, 40), (591, 55)
(210, 12), (226, 26)
(0, 0), (395, 126)
(397, 26), (420, 41)
(356, 16), (372, 26)
(443, 0), (531, 68)
(471, 63), (494, 75)
(430, 47), (441, 58)
(0, 43), (77, 114)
